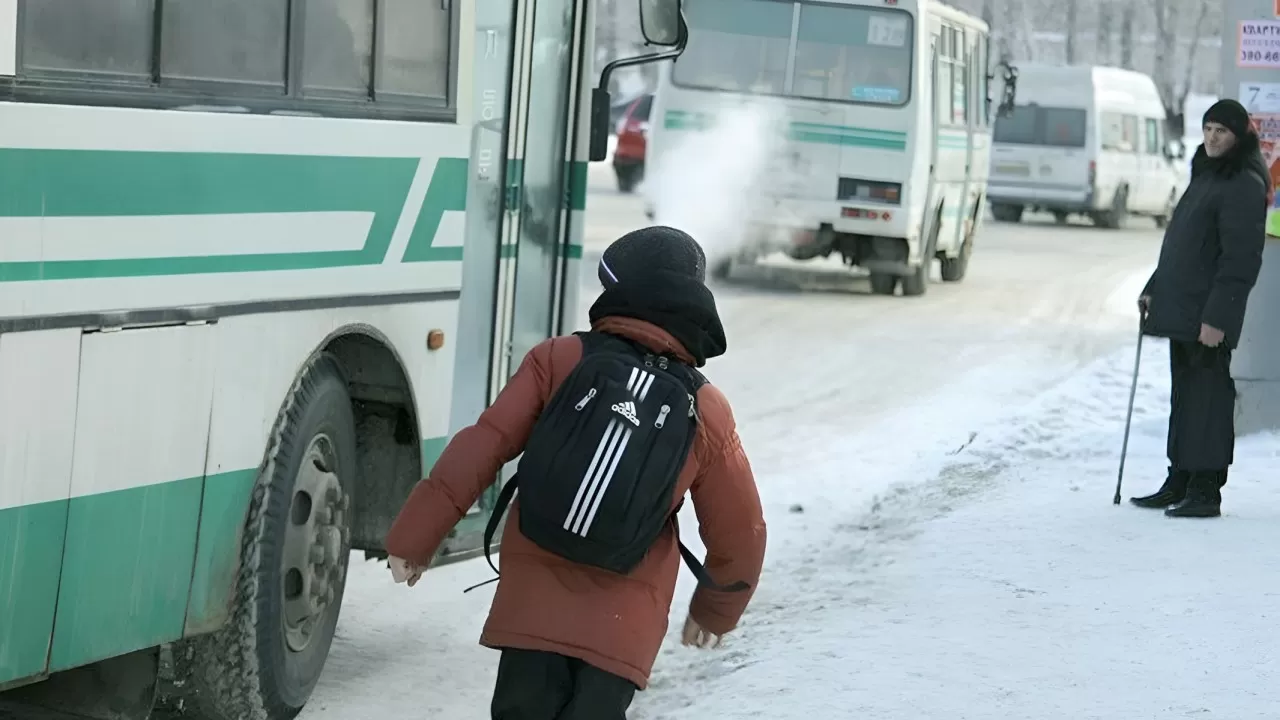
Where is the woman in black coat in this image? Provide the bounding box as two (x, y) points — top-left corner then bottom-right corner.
(1130, 99), (1269, 518)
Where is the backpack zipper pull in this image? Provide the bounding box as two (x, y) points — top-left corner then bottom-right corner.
(655, 404), (671, 428)
(688, 393), (696, 418)
(658, 356), (669, 370)
(575, 388), (597, 410)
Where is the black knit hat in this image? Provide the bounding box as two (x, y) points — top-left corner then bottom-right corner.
(1203, 99), (1251, 139)
(598, 225), (707, 289)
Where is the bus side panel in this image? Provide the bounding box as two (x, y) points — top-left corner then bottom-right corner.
(187, 300), (460, 624)
(49, 324), (216, 671)
(0, 329), (81, 686)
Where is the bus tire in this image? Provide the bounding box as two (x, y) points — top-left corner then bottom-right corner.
(902, 210), (942, 297)
(941, 209), (977, 283)
(172, 353), (356, 720)
(869, 273), (897, 295)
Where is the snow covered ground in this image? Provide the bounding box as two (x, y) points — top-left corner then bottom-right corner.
(631, 336), (1280, 720)
(306, 309), (1280, 719)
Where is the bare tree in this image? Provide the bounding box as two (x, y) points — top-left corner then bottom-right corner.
(1120, 4), (1135, 68)
(1097, 3), (1113, 66)
(1065, 0), (1078, 64)
(1152, 0), (1215, 136)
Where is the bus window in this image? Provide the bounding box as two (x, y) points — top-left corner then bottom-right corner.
(161, 0), (290, 87)
(21, 0), (153, 78)
(673, 0), (790, 94)
(302, 0), (375, 96)
(791, 4), (911, 105)
(377, 0), (451, 102)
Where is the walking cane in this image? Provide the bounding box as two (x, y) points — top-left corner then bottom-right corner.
(1113, 319), (1145, 505)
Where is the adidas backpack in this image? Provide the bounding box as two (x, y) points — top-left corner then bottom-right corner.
(475, 331), (749, 593)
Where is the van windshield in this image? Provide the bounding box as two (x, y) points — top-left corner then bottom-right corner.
(994, 105), (1087, 148)
(672, 0), (914, 107)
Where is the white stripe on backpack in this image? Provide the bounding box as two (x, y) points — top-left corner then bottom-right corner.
(563, 369), (652, 534)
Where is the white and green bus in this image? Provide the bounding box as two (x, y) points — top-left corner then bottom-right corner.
(0, 1), (683, 718)
(646, 0), (1017, 296)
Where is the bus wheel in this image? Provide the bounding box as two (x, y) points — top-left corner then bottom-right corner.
(901, 214), (941, 297)
(172, 353), (356, 720)
(869, 273), (898, 295)
(940, 232), (972, 283)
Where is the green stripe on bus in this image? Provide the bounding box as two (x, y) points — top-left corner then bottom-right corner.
(184, 469), (260, 635)
(50, 476), (205, 672)
(789, 121), (906, 140)
(0, 499), (67, 684)
(569, 161), (589, 211)
(0, 433), (453, 685)
(401, 157), (468, 263)
(0, 151), (469, 282)
(663, 111), (908, 150)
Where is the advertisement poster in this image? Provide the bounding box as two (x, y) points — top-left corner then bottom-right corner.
(1248, 114), (1280, 239)
(1238, 20), (1280, 68)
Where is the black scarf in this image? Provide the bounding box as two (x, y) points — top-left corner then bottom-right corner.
(588, 269), (727, 367)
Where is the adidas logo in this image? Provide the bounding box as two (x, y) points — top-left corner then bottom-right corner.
(611, 401), (640, 426)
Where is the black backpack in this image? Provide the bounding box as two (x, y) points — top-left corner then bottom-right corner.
(467, 331), (749, 594)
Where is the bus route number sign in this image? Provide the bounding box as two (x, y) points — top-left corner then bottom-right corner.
(867, 14), (908, 48)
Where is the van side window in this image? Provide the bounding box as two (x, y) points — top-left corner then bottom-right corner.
(1101, 112), (1139, 153)
(1143, 118), (1163, 155)
(1122, 115), (1139, 153)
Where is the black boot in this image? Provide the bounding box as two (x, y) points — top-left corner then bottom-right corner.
(1129, 467), (1189, 508)
(1164, 471), (1224, 518)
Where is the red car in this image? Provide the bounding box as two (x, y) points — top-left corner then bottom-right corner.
(612, 94), (652, 193)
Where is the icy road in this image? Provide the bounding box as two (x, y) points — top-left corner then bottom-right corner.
(301, 171), (1280, 719)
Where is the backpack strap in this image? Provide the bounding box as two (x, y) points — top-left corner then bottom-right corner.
(466, 479), (749, 594)
(670, 499), (751, 593)
(462, 473), (519, 594)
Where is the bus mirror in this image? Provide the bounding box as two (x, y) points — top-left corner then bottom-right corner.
(639, 0), (683, 46)
(589, 1), (688, 161)
(995, 61), (1018, 118)
(589, 88), (613, 162)
(988, 60), (1018, 117)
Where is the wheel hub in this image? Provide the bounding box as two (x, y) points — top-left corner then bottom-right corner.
(281, 435), (350, 653)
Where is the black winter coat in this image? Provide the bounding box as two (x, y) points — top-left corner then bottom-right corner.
(1142, 131), (1269, 349)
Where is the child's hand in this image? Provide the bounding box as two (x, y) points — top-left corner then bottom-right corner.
(681, 614), (723, 649)
(388, 556), (424, 587)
